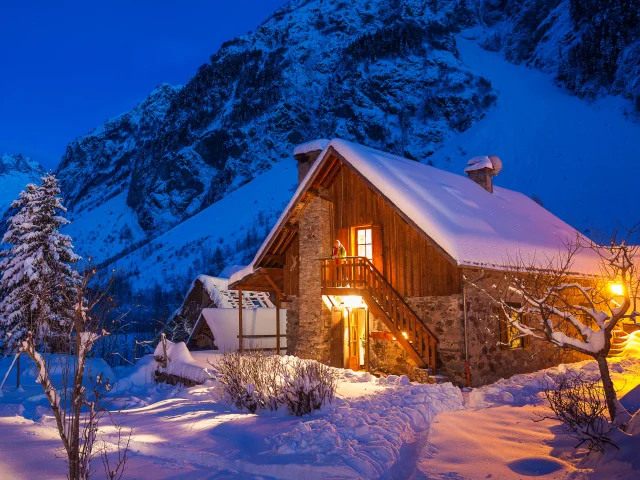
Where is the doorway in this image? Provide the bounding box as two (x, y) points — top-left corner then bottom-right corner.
(346, 307), (368, 371)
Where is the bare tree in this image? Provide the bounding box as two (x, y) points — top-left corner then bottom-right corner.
(20, 270), (131, 479)
(471, 231), (639, 424)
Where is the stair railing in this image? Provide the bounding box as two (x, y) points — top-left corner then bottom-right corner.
(320, 256), (438, 371)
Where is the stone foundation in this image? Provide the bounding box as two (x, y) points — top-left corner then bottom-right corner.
(283, 296), (300, 355)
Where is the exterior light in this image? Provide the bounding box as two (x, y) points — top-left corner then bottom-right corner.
(610, 283), (624, 296)
(341, 295), (364, 308)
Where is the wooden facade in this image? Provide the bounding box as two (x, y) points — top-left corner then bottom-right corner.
(267, 156), (462, 300)
(327, 165), (461, 298)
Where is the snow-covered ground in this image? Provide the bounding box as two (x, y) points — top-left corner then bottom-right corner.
(0, 350), (638, 479)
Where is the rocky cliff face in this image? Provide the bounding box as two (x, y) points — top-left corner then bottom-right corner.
(473, 0), (640, 102)
(56, 0), (495, 239)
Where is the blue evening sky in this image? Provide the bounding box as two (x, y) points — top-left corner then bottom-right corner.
(0, 1), (287, 169)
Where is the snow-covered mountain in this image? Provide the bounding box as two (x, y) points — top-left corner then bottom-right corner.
(0, 154), (46, 218)
(54, 0), (640, 308)
(57, 0), (493, 255)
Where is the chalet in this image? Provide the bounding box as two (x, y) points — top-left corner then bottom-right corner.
(229, 139), (602, 386)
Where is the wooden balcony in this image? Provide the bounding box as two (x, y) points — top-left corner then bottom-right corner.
(320, 256), (438, 373)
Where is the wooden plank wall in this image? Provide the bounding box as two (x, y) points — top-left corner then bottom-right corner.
(283, 233), (300, 296)
(328, 165), (461, 297)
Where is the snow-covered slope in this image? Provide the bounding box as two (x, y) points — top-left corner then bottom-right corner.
(431, 33), (640, 232)
(108, 160), (296, 290)
(0, 153), (45, 218)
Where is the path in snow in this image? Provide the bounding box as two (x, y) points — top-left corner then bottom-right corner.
(411, 358), (640, 479)
(432, 30), (640, 233)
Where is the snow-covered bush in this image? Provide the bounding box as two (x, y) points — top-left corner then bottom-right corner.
(540, 371), (617, 453)
(215, 350), (283, 413)
(281, 358), (338, 416)
(215, 353), (338, 415)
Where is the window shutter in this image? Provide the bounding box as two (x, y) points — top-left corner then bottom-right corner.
(498, 316), (509, 351)
(337, 227), (349, 255)
(371, 224), (383, 272)
(522, 313), (531, 348)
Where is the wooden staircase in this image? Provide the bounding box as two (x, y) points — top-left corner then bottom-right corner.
(608, 324), (640, 358)
(320, 256), (438, 372)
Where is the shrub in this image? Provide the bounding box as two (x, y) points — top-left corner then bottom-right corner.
(214, 352), (338, 415)
(539, 371), (617, 453)
(281, 358), (339, 416)
(215, 350), (283, 413)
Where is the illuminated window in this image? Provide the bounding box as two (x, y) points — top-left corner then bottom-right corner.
(502, 303), (525, 350)
(356, 228), (373, 260)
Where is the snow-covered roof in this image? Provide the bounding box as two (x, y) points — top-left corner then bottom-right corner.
(192, 275), (274, 309)
(292, 139), (330, 157)
(231, 139), (602, 284)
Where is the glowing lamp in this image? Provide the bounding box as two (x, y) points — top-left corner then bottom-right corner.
(341, 295), (364, 308)
(610, 283), (624, 296)
(401, 331), (409, 339)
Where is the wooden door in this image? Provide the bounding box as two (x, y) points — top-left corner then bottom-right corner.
(347, 307), (368, 371)
(329, 308), (344, 368)
(348, 309), (359, 370)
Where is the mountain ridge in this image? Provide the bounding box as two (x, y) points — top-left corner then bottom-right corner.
(0, 153), (46, 219)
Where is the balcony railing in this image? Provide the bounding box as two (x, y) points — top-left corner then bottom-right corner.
(320, 256), (438, 372)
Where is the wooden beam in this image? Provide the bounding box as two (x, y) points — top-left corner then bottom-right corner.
(276, 293), (281, 355)
(263, 254), (285, 264)
(262, 274), (285, 301)
(255, 267), (285, 278)
(238, 288), (243, 352)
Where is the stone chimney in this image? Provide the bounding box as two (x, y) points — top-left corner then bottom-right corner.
(464, 155), (502, 193)
(293, 139), (330, 184)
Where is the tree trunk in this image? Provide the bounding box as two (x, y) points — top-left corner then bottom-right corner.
(596, 355), (618, 423)
(69, 450), (80, 480)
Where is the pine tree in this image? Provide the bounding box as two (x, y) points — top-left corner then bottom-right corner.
(0, 174), (81, 353)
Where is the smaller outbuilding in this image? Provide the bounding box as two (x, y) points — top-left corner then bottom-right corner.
(179, 275), (286, 352)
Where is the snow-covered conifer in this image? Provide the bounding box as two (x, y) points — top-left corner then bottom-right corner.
(0, 174), (81, 353)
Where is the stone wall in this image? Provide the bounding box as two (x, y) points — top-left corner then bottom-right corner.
(407, 294), (465, 383)
(288, 194), (333, 363)
(283, 296), (300, 355)
(462, 269), (587, 387)
(369, 315), (418, 375)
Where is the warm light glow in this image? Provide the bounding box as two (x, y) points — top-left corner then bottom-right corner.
(402, 331), (408, 339)
(341, 295), (365, 308)
(610, 283), (625, 296)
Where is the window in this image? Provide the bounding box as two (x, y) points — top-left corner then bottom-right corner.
(501, 303), (526, 350)
(356, 227), (373, 260)
(507, 310), (524, 349)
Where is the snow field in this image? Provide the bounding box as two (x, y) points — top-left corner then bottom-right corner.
(420, 356), (640, 479)
(269, 377), (464, 478)
(1, 351), (639, 478)
(109, 352), (465, 478)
